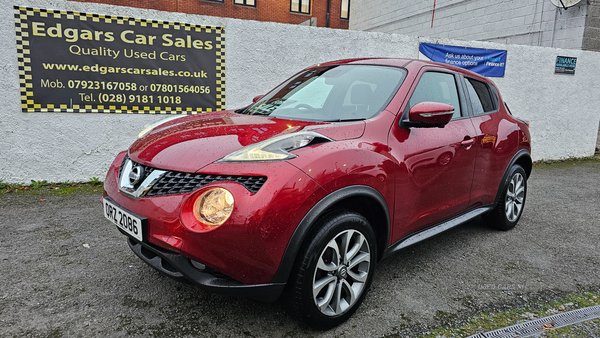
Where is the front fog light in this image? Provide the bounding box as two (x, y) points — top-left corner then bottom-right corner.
(193, 188), (234, 227)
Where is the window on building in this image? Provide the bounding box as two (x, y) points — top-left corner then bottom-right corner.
(291, 0), (310, 14)
(234, 0), (256, 7)
(204, 0), (224, 3)
(341, 0), (350, 19)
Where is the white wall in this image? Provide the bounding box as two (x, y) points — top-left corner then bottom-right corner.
(1, 0), (599, 183)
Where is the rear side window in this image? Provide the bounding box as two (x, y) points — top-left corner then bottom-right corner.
(465, 78), (497, 115)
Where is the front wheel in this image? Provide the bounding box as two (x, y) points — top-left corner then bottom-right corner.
(485, 164), (527, 230)
(284, 210), (376, 329)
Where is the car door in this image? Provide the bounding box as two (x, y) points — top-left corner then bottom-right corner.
(387, 69), (478, 243)
(461, 76), (523, 207)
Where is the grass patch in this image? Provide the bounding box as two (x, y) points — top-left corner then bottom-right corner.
(0, 180), (103, 195)
(418, 291), (600, 338)
(533, 156), (600, 168)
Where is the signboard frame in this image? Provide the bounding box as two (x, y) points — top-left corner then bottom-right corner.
(14, 6), (225, 114)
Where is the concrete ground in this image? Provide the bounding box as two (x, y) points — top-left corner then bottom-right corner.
(1, 161), (599, 337)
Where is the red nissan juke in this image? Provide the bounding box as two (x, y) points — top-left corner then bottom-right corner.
(103, 58), (531, 328)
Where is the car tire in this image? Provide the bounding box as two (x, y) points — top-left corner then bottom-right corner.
(284, 210), (377, 329)
(485, 164), (527, 231)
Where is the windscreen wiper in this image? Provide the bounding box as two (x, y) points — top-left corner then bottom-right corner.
(234, 106), (250, 114)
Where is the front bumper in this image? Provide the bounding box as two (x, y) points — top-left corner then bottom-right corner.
(126, 236), (285, 302)
(104, 151), (327, 290)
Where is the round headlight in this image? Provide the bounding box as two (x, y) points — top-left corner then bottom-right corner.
(193, 188), (234, 227)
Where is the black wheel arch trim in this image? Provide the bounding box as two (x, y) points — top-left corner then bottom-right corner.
(269, 185), (390, 285)
(494, 149), (532, 206)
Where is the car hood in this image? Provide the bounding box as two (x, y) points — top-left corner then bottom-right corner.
(128, 111), (365, 173)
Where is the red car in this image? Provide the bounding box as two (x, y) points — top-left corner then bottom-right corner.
(103, 58), (531, 328)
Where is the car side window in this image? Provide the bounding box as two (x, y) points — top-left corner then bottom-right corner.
(409, 72), (462, 119)
(465, 78), (496, 115)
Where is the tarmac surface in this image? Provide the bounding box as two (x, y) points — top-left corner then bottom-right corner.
(1, 161), (599, 337)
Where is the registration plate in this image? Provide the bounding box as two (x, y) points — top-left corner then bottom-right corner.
(103, 198), (145, 242)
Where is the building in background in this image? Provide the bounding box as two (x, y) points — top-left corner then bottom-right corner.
(349, 0), (600, 51)
(72, 0), (351, 29)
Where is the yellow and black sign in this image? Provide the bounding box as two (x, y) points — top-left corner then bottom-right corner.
(14, 6), (225, 114)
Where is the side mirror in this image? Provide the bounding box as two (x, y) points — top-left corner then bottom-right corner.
(252, 95), (265, 103)
(403, 102), (455, 128)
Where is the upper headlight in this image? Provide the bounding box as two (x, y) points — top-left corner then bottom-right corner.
(218, 131), (332, 162)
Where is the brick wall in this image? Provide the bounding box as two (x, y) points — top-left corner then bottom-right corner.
(71, 0), (349, 29)
(350, 0), (593, 50)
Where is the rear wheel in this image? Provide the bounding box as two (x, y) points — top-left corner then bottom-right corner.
(485, 164), (527, 230)
(284, 210), (376, 329)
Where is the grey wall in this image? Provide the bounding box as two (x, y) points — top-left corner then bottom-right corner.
(1, 0), (600, 183)
(583, 0), (600, 51)
(350, 0), (590, 50)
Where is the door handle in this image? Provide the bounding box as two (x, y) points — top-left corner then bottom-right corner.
(461, 138), (475, 148)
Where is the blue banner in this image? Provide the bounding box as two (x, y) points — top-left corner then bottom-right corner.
(419, 43), (507, 77)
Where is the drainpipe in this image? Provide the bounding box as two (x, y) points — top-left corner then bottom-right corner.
(551, 7), (559, 47)
(431, 0), (436, 28)
(326, 0), (331, 27)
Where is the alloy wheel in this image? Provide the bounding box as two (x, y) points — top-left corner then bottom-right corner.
(312, 229), (371, 316)
(505, 172), (525, 222)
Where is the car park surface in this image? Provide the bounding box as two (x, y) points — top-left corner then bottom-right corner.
(1, 160), (599, 337)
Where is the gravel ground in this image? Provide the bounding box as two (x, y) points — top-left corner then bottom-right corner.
(1, 161), (599, 337)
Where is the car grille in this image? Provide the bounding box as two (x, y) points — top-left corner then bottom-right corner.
(146, 171), (268, 196)
(119, 155), (267, 196)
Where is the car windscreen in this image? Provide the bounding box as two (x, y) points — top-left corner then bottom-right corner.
(239, 65), (407, 122)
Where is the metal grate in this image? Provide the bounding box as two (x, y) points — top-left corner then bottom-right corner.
(119, 155), (267, 197)
(468, 305), (600, 338)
